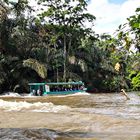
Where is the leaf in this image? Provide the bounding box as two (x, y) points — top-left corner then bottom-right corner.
(133, 23), (140, 28)
(118, 25), (122, 29)
(136, 8), (140, 12)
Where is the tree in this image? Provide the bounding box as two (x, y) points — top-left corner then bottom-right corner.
(38, 0), (95, 81)
(127, 8), (140, 52)
(0, 0), (48, 92)
(115, 7), (140, 91)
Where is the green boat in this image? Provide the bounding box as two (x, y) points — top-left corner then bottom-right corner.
(29, 81), (87, 96)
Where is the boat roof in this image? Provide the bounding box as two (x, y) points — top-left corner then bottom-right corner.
(28, 83), (46, 86)
(29, 81), (84, 86)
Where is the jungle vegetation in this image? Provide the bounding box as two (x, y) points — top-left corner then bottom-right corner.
(0, 0), (140, 93)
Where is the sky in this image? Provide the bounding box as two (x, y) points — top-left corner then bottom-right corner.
(11, 0), (140, 35)
(87, 0), (140, 34)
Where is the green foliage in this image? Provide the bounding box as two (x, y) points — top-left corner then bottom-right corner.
(127, 7), (140, 52)
(131, 72), (140, 91)
(1, 0), (140, 93)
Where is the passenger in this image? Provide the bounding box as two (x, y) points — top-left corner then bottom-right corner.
(37, 89), (41, 96)
(58, 87), (60, 91)
(32, 89), (36, 96)
(72, 86), (76, 90)
(55, 87), (58, 91)
(62, 87), (65, 91)
(74, 86), (78, 90)
(64, 87), (67, 91)
(80, 85), (84, 90)
(40, 88), (43, 96)
(53, 87), (56, 91)
(52, 87), (55, 92)
(72, 86), (75, 90)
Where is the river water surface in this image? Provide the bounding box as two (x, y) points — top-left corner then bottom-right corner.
(0, 92), (140, 140)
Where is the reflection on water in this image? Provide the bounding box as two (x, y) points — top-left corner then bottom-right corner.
(0, 92), (140, 140)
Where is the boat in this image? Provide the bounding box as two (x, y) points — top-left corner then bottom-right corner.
(28, 81), (87, 96)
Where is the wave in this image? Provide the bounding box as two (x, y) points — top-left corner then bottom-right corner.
(1, 92), (21, 97)
(0, 99), (71, 112)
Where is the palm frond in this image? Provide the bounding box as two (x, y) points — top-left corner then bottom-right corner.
(23, 58), (47, 78)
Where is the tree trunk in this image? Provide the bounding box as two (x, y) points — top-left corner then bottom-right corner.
(63, 35), (66, 82)
(45, 47), (48, 79)
(68, 36), (72, 57)
(56, 68), (59, 82)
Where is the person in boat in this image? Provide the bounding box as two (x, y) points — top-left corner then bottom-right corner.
(79, 85), (84, 90)
(32, 89), (36, 96)
(40, 87), (43, 96)
(37, 89), (41, 96)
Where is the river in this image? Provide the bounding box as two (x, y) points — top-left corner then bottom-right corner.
(0, 92), (140, 140)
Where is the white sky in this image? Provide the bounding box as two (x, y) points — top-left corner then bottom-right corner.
(87, 0), (140, 34)
(11, 0), (140, 35)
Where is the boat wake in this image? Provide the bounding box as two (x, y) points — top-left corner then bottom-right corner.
(55, 92), (90, 97)
(72, 92), (90, 96)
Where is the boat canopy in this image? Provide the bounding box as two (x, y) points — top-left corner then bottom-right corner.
(28, 83), (46, 86)
(29, 81), (84, 86)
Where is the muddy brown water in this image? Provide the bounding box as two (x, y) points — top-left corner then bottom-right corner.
(0, 92), (140, 140)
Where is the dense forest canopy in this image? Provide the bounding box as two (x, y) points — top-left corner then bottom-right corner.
(0, 0), (140, 93)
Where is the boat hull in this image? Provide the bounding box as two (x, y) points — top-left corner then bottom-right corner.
(43, 90), (86, 95)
